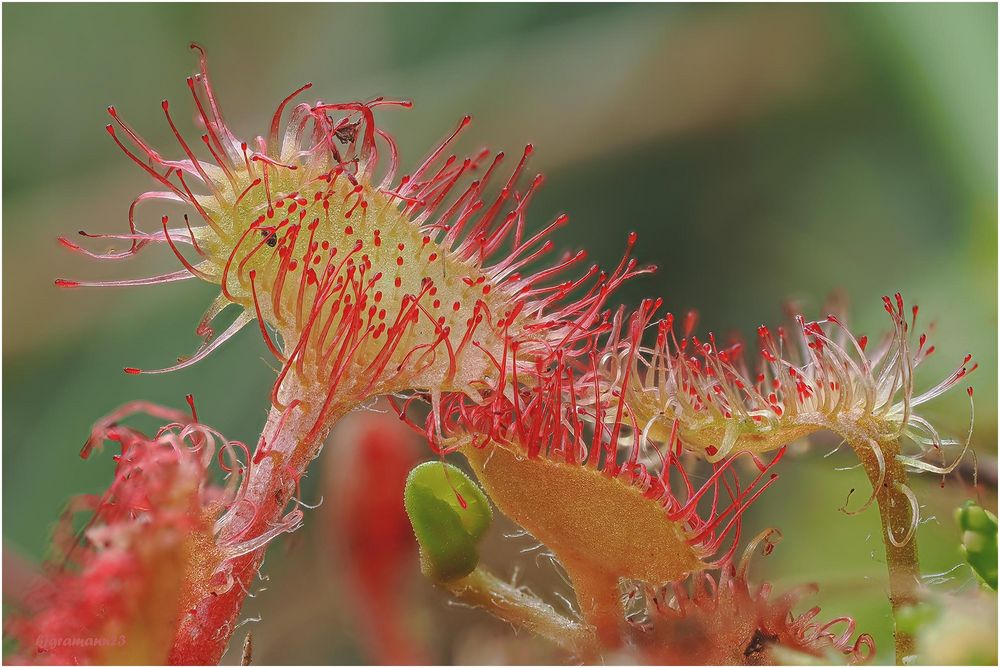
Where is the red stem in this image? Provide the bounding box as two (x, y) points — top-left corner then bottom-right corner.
(168, 376), (338, 664)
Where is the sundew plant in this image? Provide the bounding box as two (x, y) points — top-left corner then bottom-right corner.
(7, 42), (995, 666)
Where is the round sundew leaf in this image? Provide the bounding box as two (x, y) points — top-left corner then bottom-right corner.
(461, 442), (705, 586)
(404, 461), (492, 582)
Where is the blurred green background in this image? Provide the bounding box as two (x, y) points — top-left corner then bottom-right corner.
(3, 3), (996, 664)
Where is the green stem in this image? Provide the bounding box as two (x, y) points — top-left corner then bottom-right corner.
(440, 567), (599, 658)
(850, 437), (920, 665)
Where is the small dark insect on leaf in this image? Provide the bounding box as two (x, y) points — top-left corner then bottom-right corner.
(241, 632), (252, 666)
(260, 229), (277, 247)
(335, 122), (360, 145)
(743, 628), (777, 663)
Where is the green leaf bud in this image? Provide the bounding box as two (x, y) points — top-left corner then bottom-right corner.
(404, 461), (492, 582)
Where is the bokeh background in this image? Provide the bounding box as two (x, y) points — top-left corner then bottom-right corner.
(3, 3), (996, 664)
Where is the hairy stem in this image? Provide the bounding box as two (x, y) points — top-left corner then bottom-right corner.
(849, 436), (920, 665)
(169, 375), (339, 663)
(441, 567), (599, 658)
